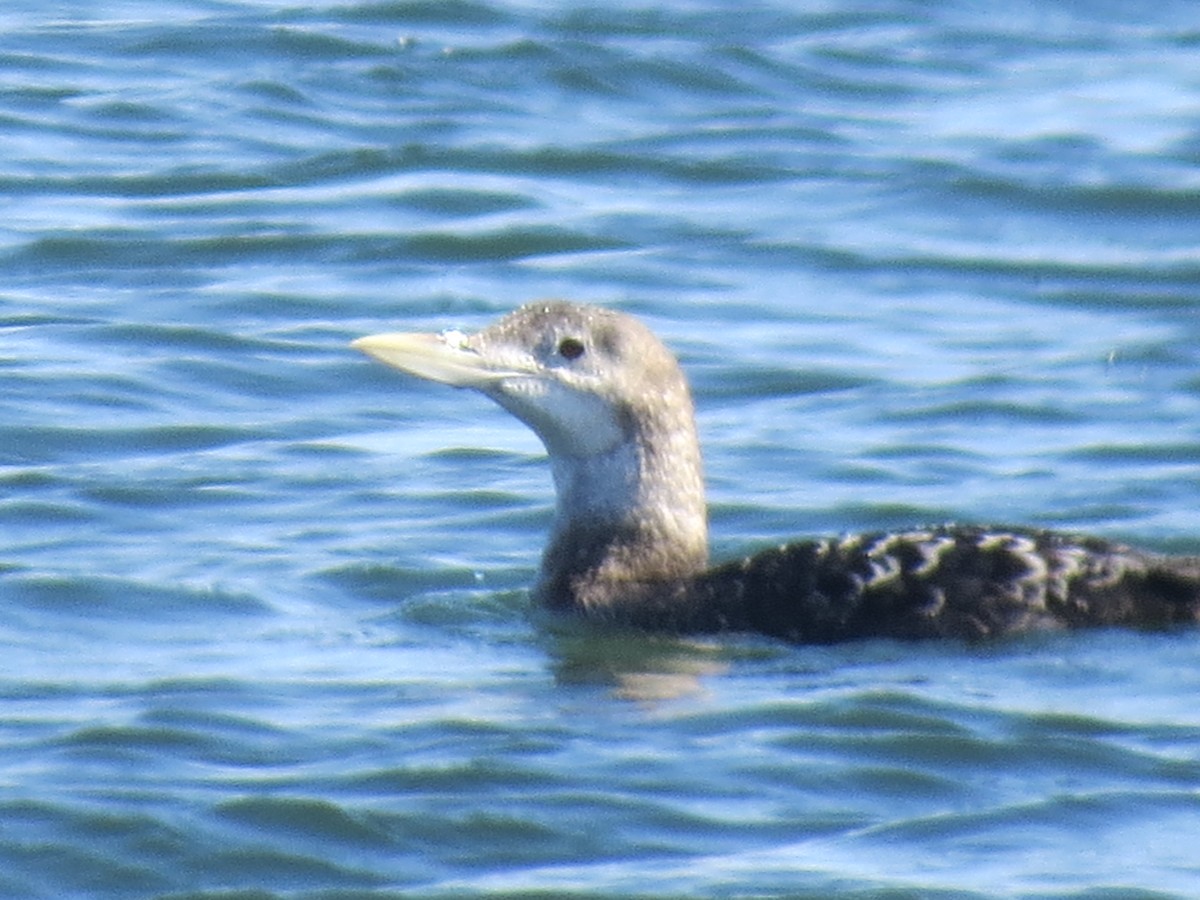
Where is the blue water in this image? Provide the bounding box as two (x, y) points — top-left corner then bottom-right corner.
(3, 2), (1200, 897)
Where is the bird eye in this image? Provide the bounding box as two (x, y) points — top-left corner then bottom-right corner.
(557, 337), (586, 360)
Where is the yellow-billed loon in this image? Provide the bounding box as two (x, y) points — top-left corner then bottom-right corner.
(354, 301), (1200, 643)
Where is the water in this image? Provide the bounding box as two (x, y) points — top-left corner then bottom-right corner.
(3, 2), (1200, 897)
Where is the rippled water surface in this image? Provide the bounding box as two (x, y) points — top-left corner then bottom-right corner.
(4, 2), (1200, 897)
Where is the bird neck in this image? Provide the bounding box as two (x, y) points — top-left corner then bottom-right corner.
(535, 425), (708, 613)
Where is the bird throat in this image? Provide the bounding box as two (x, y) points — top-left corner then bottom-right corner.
(536, 436), (708, 612)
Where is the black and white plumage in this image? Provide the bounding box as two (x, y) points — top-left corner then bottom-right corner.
(354, 301), (1200, 643)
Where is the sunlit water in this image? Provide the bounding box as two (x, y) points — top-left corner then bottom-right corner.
(3, 2), (1200, 897)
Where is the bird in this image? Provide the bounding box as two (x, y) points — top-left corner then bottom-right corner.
(353, 300), (1200, 643)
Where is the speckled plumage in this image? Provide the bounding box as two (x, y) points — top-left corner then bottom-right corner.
(355, 301), (1200, 643)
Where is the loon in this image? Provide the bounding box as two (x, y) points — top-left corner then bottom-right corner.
(354, 301), (1200, 643)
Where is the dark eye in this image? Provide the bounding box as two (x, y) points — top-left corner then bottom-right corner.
(557, 337), (586, 360)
